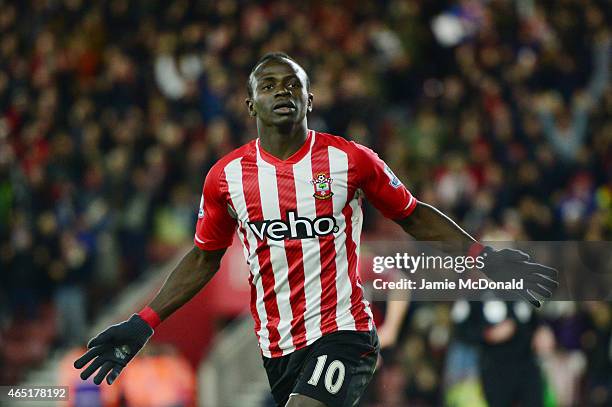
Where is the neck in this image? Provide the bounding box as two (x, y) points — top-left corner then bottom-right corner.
(257, 120), (309, 160)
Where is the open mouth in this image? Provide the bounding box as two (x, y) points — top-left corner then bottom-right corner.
(273, 101), (296, 113)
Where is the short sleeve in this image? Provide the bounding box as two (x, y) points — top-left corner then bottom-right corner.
(351, 142), (417, 220)
(194, 166), (236, 250)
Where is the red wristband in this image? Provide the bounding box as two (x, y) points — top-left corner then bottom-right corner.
(467, 242), (485, 258)
(138, 306), (161, 329)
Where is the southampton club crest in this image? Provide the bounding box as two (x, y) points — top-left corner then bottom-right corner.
(311, 173), (334, 200)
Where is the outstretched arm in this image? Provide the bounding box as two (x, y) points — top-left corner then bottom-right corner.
(149, 246), (226, 320)
(394, 201), (557, 307)
(350, 140), (557, 307)
(394, 201), (476, 255)
(74, 246), (226, 385)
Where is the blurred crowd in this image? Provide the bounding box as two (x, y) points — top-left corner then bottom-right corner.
(364, 300), (612, 407)
(0, 0), (610, 403)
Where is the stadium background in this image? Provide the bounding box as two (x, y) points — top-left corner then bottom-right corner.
(0, 0), (610, 406)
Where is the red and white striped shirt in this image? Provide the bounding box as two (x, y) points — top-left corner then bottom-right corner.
(194, 130), (417, 357)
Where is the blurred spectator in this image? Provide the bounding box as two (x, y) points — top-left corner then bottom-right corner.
(119, 344), (196, 407)
(478, 301), (546, 407)
(58, 344), (195, 407)
(535, 35), (610, 163)
(443, 301), (487, 407)
(580, 302), (612, 406)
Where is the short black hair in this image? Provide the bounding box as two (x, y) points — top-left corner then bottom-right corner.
(247, 52), (310, 97)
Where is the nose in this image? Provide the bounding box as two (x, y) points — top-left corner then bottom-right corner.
(275, 86), (290, 96)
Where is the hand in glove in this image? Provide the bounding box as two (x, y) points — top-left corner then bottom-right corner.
(478, 246), (559, 307)
(74, 314), (154, 385)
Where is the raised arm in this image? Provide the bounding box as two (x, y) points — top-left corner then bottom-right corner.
(74, 246), (226, 385)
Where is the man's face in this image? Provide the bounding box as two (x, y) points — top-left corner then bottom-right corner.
(246, 59), (313, 126)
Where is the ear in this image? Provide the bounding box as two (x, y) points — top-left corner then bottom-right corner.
(307, 93), (314, 112)
(245, 98), (256, 117)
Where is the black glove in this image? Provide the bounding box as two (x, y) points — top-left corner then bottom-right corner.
(479, 246), (559, 307)
(74, 314), (154, 385)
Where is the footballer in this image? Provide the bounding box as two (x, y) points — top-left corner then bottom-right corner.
(75, 53), (558, 407)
